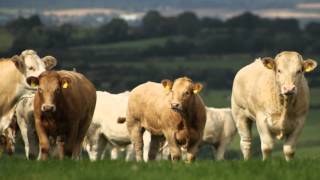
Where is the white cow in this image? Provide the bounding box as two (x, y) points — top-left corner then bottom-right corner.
(202, 107), (237, 160)
(157, 107), (236, 161)
(0, 50), (56, 135)
(231, 51), (317, 161)
(83, 91), (135, 161)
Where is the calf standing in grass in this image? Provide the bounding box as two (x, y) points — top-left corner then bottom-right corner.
(231, 51), (317, 161)
(126, 77), (206, 162)
(203, 107), (236, 160)
(27, 70), (96, 160)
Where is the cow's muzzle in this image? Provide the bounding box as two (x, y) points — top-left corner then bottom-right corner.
(41, 104), (56, 112)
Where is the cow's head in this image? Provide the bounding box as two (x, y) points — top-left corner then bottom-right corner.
(12, 50), (57, 88)
(26, 71), (71, 113)
(262, 51), (317, 96)
(162, 77), (203, 112)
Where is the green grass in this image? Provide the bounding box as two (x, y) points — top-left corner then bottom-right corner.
(72, 36), (184, 52)
(1, 158), (320, 180)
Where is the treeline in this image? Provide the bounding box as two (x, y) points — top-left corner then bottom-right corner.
(2, 11), (320, 91)
(4, 11), (320, 55)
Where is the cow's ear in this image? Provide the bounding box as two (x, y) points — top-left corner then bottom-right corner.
(303, 59), (317, 73)
(61, 77), (71, 89)
(193, 83), (203, 94)
(26, 76), (39, 88)
(12, 55), (25, 71)
(262, 57), (275, 70)
(161, 79), (173, 90)
(42, 56), (57, 70)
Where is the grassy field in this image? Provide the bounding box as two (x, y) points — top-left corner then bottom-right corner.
(1, 158), (320, 180)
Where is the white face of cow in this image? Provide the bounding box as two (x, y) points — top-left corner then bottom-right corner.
(262, 51), (317, 96)
(13, 50), (57, 89)
(20, 50), (57, 79)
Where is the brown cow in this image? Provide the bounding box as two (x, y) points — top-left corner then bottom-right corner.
(27, 70), (96, 160)
(126, 77), (206, 162)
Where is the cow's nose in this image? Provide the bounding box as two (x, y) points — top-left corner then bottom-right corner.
(282, 85), (296, 95)
(171, 103), (181, 109)
(41, 104), (56, 112)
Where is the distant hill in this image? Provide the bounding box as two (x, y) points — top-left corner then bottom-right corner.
(0, 0), (318, 10)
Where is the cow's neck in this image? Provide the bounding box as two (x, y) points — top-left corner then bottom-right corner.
(273, 80), (299, 139)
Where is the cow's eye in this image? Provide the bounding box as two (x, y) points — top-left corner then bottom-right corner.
(38, 88), (43, 94)
(28, 66), (35, 71)
(184, 91), (190, 96)
(277, 69), (282, 73)
(297, 69), (302, 74)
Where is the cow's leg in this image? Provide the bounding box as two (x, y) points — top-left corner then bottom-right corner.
(127, 119), (143, 162)
(256, 113), (274, 161)
(96, 136), (108, 160)
(125, 144), (135, 161)
(233, 107), (252, 160)
(17, 116), (31, 159)
(215, 139), (230, 160)
(143, 131), (151, 162)
(186, 138), (202, 163)
(110, 147), (120, 160)
(148, 135), (161, 161)
(283, 117), (305, 161)
(56, 136), (64, 160)
(35, 119), (49, 160)
(73, 116), (92, 160)
(164, 130), (181, 161)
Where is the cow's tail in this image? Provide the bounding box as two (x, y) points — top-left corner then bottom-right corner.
(117, 117), (126, 124)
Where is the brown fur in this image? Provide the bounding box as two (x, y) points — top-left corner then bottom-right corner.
(30, 70), (96, 160)
(126, 77), (206, 162)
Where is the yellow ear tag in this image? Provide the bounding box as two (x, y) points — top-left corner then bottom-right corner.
(62, 82), (68, 89)
(165, 85), (171, 91)
(305, 66), (313, 72)
(193, 89), (199, 94)
(266, 63), (273, 69)
(31, 82), (37, 88)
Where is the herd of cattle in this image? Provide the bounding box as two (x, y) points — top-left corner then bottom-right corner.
(0, 50), (317, 162)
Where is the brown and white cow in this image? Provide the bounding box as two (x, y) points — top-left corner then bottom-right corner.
(126, 77), (206, 162)
(0, 50), (56, 135)
(27, 70), (96, 160)
(231, 51), (317, 161)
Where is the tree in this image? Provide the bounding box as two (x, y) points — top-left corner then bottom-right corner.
(6, 15), (43, 34)
(142, 10), (163, 37)
(98, 18), (129, 43)
(176, 11), (200, 37)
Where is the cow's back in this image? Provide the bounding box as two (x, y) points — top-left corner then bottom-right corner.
(203, 107), (235, 143)
(94, 91), (130, 143)
(127, 82), (168, 133)
(232, 59), (276, 118)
